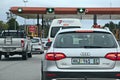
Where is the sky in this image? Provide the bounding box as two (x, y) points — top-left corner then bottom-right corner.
(0, 0), (120, 27)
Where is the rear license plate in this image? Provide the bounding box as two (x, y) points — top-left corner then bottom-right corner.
(71, 58), (100, 65)
(32, 48), (35, 51)
(5, 48), (14, 52)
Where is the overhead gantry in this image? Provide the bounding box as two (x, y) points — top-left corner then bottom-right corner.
(9, 7), (120, 36)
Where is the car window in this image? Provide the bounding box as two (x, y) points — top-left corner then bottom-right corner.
(50, 27), (60, 38)
(54, 32), (117, 48)
(50, 26), (80, 38)
(2, 32), (26, 38)
(31, 38), (39, 43)
(62, 26), (80, 29)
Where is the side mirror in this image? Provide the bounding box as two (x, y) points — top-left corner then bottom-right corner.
(46, 42), (52, 47)
(30, 36), (33, 39)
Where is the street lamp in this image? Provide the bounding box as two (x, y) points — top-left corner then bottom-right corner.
(23, 0), (28, 6)
(23, 0), (28, 32)
(6, 12), (10, 20)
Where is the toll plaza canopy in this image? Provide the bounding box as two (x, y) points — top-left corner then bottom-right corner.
(10, 7), (120, 19)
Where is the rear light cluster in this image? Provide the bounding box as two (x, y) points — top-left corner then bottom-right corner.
(105, 52), (120, 61)
(45, 52), (66, 61)
(76, 30), (93, 32)
(21, 40), (25, 47)
(48, 38), (51, 42)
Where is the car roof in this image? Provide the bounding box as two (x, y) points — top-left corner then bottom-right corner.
(57, 28), (111, 34)
(2, 30), (24, 32)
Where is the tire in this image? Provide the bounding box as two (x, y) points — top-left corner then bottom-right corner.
(4, 55), (9, 59)
(40, 51), (44, 54)
(22, 52), (28, 60)
(28, 53), (32, 58)
(0, 55), (2, 60)
(41, 61), (44, 80)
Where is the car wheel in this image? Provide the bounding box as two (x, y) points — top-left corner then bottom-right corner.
(41, 73), (43, 80)
(4, 55), (9, 59)
(22, 52), (28, 60)
(0, 55), (2, 60)
(41, 61), (44, 80)
(40, 51), (44, 54)
(28, 53), (32, 58)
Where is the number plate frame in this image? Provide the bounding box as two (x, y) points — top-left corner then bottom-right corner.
(71, 58), (100, 65)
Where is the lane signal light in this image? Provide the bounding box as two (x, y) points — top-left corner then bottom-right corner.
(47, 8), (54, 13)
(77, 8), (86, 13)
(18, 8), (23, 13)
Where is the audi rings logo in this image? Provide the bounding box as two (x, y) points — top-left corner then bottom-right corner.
(80, 52), (91, 57)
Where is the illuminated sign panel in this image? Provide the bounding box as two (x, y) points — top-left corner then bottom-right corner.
(47, 8), (54, 13)
(77, 8), (86, 13)
(18, 8), (23, 13)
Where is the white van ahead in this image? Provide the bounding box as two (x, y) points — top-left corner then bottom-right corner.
(48, 18), (81, 42)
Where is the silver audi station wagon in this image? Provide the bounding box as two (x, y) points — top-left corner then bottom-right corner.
(41, 28), (120, 80)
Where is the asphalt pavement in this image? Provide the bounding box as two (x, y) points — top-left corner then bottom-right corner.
(0, 54), (42, 80)
(0, 53), (120, 80)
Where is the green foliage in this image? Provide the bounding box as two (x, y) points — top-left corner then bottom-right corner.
(104, 21), (120, 37)
(104, 21), (120, 31)
(0, 20), (9, 30)
(118, 22), (120, 27)
(7, 18), (19, 30)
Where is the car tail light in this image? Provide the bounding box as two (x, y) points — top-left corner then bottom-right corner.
(76, 30), (93, 32)
(48, 38), (51, 42)
(105, 52), (120, 61)
(21, 40), (25, 47)
(47, 73), (57, 77)
(117, 53), (120, 60)
(116, 73), (120, 77)
(45, 52), (66, 61)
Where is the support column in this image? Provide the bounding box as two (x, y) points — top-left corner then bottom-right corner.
(41, 15), (44, 38)
(37, 14), (40, 37)
(41, 14), (44, 30)
(93, 14), (97, 25)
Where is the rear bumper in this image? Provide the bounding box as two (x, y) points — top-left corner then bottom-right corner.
(31, 50), (44, 54)
(0, 49), (25, 55)
(43, 71), (120, 80)
(0, 47), (24, 52)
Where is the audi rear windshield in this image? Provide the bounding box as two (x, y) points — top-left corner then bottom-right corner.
(50, 26), (80, 38)
(53, 31), (117, 48)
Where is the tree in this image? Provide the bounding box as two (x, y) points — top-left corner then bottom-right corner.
(104, 21), (116, 31)
(118, 22), (120, 28)
(7, 18), (19, 30)
(0, 20), (9, 30)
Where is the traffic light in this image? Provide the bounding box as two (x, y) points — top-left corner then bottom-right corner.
(47, 8), (54, 13)
(18, 8), (23, 13)
(77, 8), (86, 13)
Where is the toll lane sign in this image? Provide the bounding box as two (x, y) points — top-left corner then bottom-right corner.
(29, 26), (36, 32)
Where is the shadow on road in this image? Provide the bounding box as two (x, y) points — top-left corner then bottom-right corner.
(1, 56), (24, 61)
